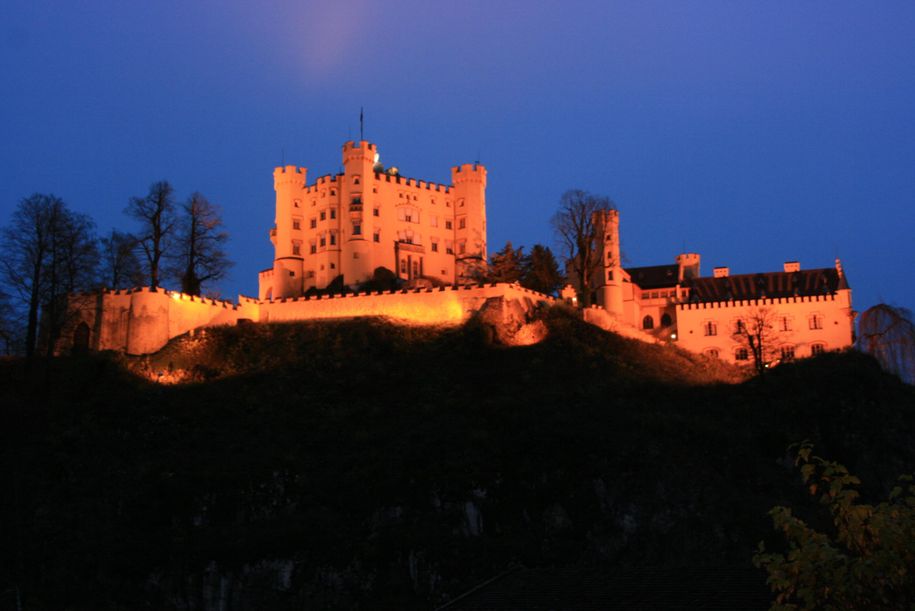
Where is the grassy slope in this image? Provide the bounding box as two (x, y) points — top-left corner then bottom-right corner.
(1, 309), (913, 609)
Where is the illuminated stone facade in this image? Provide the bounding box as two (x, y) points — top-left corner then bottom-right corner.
(587, 209), (855, 364)
(259, 140), (487, 300)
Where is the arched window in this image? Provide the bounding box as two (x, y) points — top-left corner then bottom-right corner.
(735, 348), (749, 361)
(704, 348), (720, 359)
(811, 343), (826, 355)
(72, 322), (90, 354)
(642, 315), (654, 330)
(661, 313), (672, 327)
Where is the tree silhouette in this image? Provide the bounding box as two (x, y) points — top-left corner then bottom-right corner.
(127, 181), (176, 290)
(488, 241), (525, 283)
(857, 304), (915, 385)
(98, 229), (145, 290)
(552, 189), (614, 307)
(171, 193), (231, 296)
(521, 244), (563, 296)
(731, 307), (786, 374)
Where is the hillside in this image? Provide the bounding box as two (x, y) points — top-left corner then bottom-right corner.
(1, 308), (913, 610)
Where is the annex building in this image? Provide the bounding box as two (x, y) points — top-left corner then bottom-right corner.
(584, 209), (855, 365)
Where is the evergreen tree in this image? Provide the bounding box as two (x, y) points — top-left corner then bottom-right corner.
(488, 241), (525, 283)
(521, 244), (563, 295)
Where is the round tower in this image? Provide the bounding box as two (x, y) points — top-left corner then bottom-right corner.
(341, 141), (376, 285)
(272, 165), (306, 298)
(597, 209), (624, 316)
(451, 163), (488, 282)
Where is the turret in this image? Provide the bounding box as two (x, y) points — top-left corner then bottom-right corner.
(596, 209), (623, 316)
(341, 141), (377, 285)
(676, 253), (701, 283)
(451, 163), (488, 282)
(271, 165), (307, 298)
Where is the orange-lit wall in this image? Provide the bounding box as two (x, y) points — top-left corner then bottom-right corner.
(675, 291), (854, 363)
(65, 283), (552, 356)
(260, 141), (488, 300)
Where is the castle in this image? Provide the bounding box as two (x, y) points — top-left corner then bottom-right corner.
(65, 139), (854, 363)
(260, 140), (487, 299)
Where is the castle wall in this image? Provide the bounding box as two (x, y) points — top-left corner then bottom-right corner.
(259, 283), (551, 326)
(65, 284), (551, 356)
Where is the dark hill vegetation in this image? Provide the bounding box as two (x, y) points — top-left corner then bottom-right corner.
(1, 308), (913, 609)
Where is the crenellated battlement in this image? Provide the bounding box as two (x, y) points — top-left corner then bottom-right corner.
(676, 293), (839, 311)
(274, 165), (307, 188)
(451, 163), (487, 184)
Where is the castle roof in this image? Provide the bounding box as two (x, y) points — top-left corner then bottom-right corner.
(685, 267), (848, 303)
(624, 264), (680, 289)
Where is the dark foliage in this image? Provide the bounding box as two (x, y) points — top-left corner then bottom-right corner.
(1, 311), (913, 609)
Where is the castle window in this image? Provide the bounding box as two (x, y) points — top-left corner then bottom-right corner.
(353, 176), (360, 185)
(310, 218), (317, 228)
(294, 199), (301, 208)
(735, 320), (745, 333)
(329, 232), (336, 246)
(330, 189), (336, 196)
(293, 219), (301, 230)
(330, 208), (336, 220)
(811, 343), (826, 355)
(445, 220), (453, 230)
(704, 348), (720, 359)
(780, 345), (795, 360)
(372, 188), (377, 193)
(373, 231), (380, 243)
(310, 243), (316, 254)
(353, 252), (359, 259)
(735, 348), (749, 361)
(320, 211), (326, 221)
(458, 198), (465, 208)
(458, 241), (466, 255)
(320, 235), (326, 247)
(400, 259), (407, 274)
(413, 195), (418, 201)
(373, 207), (379, 217)
(430, 215), (439, 228)
(330, 263), (335, 269)
(704, 321), (717, 336)
(306, 271), (314, 278)
(642, 315), (654, 330)
(809, 314), (823, 330)
(661, 313), (672, 327)
(446, 240), (454, 255)
(459, 217), (466, 229)
(780, 316), (791, 331)
(311, 200), (316, 207)
(292, 243), (301, 255)
(353, 223), (362, 236)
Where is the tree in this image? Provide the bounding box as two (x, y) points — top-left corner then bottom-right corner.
(171, 192), (232, 296)
(0, 287), (17, 355)
(754, 443), (915, 610)
(127, 181), (176, 289)
(857, 304), (915, 385)
(521, 244), (563, 296)
(0, 194), (98, 359)
(98, 229), (145, 290)
(731, 306), (784, 374)
(488, 241), (525, 283)
(552, 189), (614, 307)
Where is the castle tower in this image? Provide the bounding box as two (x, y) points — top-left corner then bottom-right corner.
(341, 141), (376, 285)
(451, 163), (487, 283)
(597, 209), (624, 317)
(271, 165), (307, 299)
(676, 253), (701, 283)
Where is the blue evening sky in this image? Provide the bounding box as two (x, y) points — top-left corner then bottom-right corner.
(2, 1), (914, 312)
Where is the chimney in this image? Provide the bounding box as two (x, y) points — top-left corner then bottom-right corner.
(713, 266), (729, 278)
(784, 261), (800, 273)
